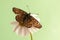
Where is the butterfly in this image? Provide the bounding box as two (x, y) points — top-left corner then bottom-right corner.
(13, 7), (42, 28)
(11, 7), (42, 36)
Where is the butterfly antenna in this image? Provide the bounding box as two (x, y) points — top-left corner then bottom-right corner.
(26, 5), (31, 13)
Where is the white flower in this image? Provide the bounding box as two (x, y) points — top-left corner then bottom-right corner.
(11, 14), (40, 36)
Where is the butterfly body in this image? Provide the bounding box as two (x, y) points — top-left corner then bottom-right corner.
(13, 7), (42, 28)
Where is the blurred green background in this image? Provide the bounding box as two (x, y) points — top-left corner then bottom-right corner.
(0, 0), (60, 40)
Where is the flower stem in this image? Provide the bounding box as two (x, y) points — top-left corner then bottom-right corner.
(30, 32), (33, 40)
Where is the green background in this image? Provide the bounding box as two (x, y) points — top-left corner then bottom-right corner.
(0, 0), (60, 40)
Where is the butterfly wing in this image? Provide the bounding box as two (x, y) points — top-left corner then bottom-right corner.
(24, 16), (42, 29)
(13, 7), (27, 14)
(12, 7), (42, 29)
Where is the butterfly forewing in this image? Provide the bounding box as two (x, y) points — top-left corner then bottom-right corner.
(13, 7), (27, 14)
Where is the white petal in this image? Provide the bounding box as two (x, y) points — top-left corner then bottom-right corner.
(15, 26), (23, 35)
(11, 21), (20, 32)
(11, 21), (19, 27)
(11, 21), (19, 25)
(15, 26), (20, 35)
(20, 27), (30, 36)
(31, 27), (39, 32)
(13, 25), (19, 32)
(31, 14), (40, 22)
(28, 28), (34, 34)
(28, 27), (39, 34)
(17, 26), (23, 35)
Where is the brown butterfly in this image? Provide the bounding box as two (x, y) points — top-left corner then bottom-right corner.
(12, 7), (42, 29)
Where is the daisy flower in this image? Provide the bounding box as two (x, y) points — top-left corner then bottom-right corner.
(11, 14), (41, 36)
(11, 7), (42, 40)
